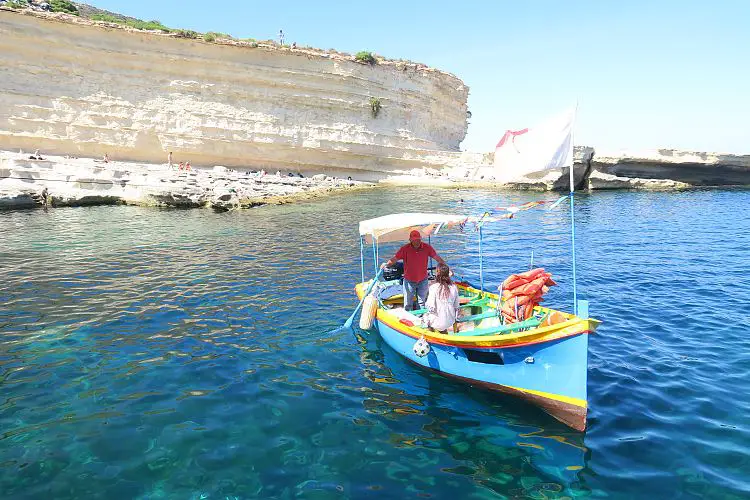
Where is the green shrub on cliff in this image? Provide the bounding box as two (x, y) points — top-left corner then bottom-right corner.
(5, 0), (29, 9)
(89, 13), (171, 32)
(134, 20), (170, 31)
(369, 97), (382, 118)
(89, 13), (122, 22)
(203, 32), (232, 42)
(175, 29), (200, 39)
(355, 51), (377, 65)
(49, 0), (78, 15)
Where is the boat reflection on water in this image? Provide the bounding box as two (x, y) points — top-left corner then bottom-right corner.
(354, 331), (591, 497)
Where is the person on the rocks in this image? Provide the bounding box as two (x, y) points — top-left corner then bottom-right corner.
(381, 230), (446, 311)
(168, 151), (173, 167)
(41, 187), (51, 208)
(103, 153), (109, 163)
(424, 263), (460, 334)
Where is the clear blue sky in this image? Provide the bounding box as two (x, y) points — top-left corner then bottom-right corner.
(88, 0), (749, 154)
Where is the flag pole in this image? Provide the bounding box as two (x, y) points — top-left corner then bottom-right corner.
(569, 104), (578, 316)
(478, 225), (484, 292)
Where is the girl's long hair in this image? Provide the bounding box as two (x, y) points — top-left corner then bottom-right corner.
(435, 263), (453, 299)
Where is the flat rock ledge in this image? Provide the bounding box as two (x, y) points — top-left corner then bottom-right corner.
(0, 151), (368, 211)
(380, 147), (750, 191)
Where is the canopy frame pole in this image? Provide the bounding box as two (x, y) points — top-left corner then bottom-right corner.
(376, 239), (379, 269)
(371, 237), (378, 277)
(569, 132), (578, 316)
(479, 225), (484, 292)
(360, 236), (365, 284)
(428, 234), (433, 277)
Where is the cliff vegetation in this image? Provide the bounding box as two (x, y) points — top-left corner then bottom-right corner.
(1, 0), (437, 69)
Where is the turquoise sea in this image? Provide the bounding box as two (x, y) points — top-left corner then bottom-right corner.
(1, 187), (749, 499)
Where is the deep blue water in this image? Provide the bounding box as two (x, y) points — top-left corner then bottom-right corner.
(1, 187), (749, 499)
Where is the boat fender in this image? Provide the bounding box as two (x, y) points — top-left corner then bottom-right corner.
(359, 294), (378, 330)
(413, 336), (431, 357)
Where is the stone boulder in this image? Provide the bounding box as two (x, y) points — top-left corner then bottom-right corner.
(587, 170), (690, 190)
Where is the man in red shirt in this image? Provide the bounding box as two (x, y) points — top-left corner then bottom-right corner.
(382, 230), (446, 311)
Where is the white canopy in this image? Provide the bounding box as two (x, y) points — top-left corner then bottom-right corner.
(359, 213), (468, 244)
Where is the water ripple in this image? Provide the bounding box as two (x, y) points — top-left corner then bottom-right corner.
(1, 188), (749, 498)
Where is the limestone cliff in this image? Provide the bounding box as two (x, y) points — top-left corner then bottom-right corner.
(382, 146), (750, 190)
(587, 149), (750, 189)
(0, 10), (469, 179)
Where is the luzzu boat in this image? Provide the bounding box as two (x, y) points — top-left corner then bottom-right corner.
(354, 213), (601, 431)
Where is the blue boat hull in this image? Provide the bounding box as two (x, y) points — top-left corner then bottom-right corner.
(373, 318), (589, 430)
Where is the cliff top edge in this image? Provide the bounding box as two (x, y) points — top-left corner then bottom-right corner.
(0, 4), (466, 85)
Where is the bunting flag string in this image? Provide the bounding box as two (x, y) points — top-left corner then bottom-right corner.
(440, 196), (571, 235)
(493, 196), (570, 217)
(548, 194), (569, 210)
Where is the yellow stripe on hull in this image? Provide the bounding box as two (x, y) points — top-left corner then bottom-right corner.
(355, 281), (600, 350)
(504, 385), (588, 409)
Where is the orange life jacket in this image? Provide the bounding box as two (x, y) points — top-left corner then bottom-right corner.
(498, 268), (556, 323)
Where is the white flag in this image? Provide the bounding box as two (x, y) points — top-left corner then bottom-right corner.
(493, 106), (576, 180)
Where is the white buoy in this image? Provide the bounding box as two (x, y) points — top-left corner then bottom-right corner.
(359, 295), (378, 330)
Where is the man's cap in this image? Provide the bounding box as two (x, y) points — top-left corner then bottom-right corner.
(409, 230), (422, 241)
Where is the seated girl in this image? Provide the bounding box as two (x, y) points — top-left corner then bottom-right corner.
(424, 264), (459, 334)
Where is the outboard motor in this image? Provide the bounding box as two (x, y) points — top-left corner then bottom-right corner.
(382, 261), (404, 282)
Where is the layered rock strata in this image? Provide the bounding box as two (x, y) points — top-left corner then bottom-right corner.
(2, 9), (749, 193)
(586, 149), (750, 189)
(0, 10), (468, 179)
(381, 147), (595, 191)
(381, 147), (750, 191)
(0, 151), (366, 211)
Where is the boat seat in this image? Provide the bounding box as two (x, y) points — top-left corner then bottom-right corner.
(463, 296), (490, 308)
(389, 307), (422, 325)
(410, 300), (487, 317)
(454, 316), (543, 336)
(375, 281), (404, 301)
(456, 310), (498, 323)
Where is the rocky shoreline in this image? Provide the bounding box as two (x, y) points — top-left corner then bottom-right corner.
(3, 144), (749, 213)
(381, 147), (750, 191)
(0, 150), (368, 211)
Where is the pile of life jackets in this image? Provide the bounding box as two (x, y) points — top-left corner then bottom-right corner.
(498, 268), (556, 323)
